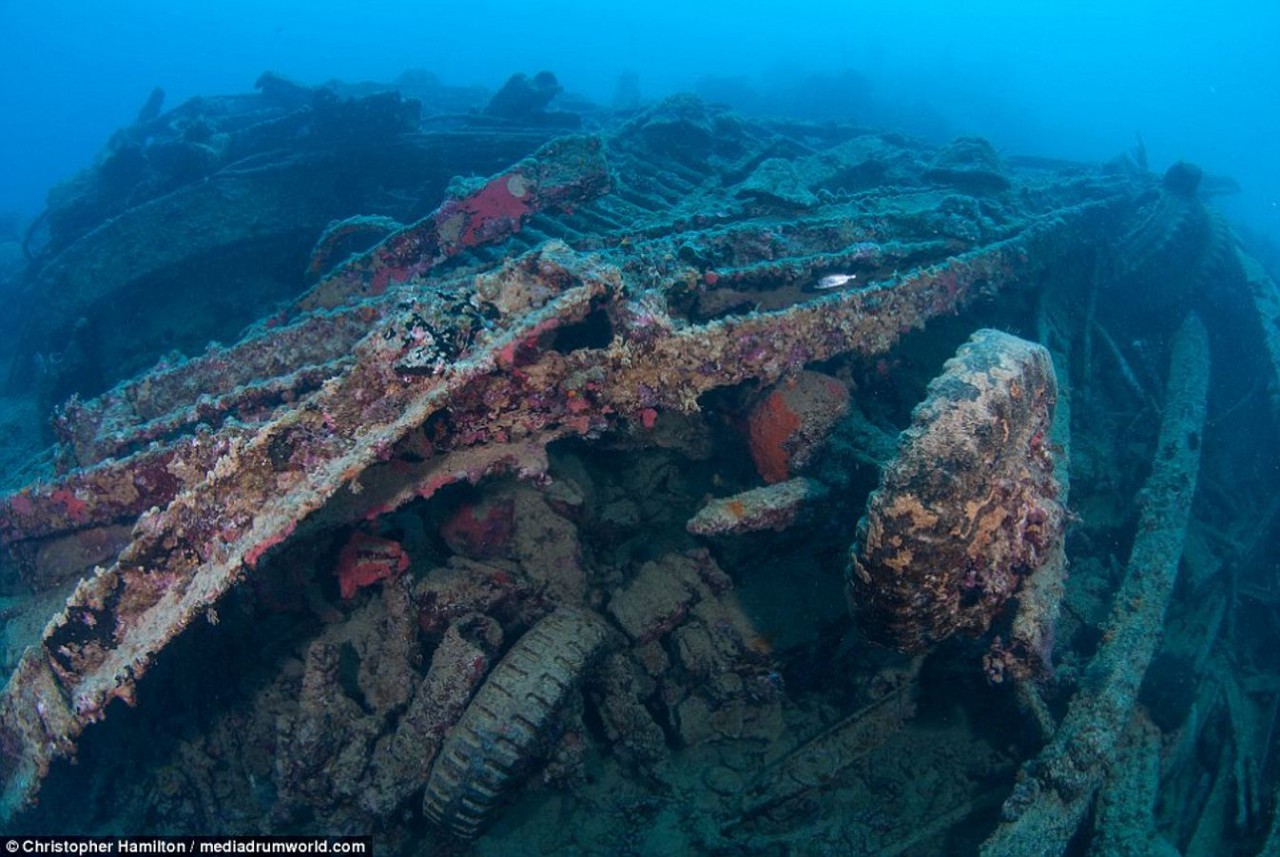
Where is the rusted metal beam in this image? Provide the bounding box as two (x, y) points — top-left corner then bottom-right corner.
(292, 135), (610, 314)
(981, 314), (1210, 856)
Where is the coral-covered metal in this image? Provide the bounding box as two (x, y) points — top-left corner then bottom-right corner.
(5, 88), (1271, 854)
(0, 99), (1128, 819)
(848, 329), (1063, 653)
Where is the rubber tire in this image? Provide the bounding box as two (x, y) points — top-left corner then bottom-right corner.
(422, 606), (610, 838)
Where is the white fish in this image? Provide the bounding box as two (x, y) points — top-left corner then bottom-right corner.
(815, 273), (858, 290)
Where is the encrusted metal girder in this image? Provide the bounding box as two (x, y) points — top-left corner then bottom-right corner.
(0, 428), (246, 588)
(588, 198), (1116, 416)
(52, 311), (369, 467)
(981, 314), (1210, 856)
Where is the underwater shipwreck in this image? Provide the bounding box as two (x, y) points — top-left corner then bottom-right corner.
(0, 71), (1279, 855)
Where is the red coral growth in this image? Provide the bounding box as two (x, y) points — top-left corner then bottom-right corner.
(746, 371), (850, 483)
(440, 497), (515, 559)
(336, 531), (410, 599)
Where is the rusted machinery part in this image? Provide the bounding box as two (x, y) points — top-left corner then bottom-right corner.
(981, 314), (1210, 857)
(848, 329), (1064, 653)
(423, 606), (611, 838)
(1089, 714), (1180, 857)
(0, 427), (242, 550)
(1110, 165), (1237, 289)
(14, 99), (559, 397)
(594, 197), (1118, 417)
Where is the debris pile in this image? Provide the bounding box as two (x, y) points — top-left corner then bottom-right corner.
(0, 76), (1276, 855)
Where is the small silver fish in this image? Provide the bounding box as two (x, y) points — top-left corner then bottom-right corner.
(815, 273), (858, 290)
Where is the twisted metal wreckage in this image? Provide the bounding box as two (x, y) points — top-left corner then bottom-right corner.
(1, 78), (1279, 852)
